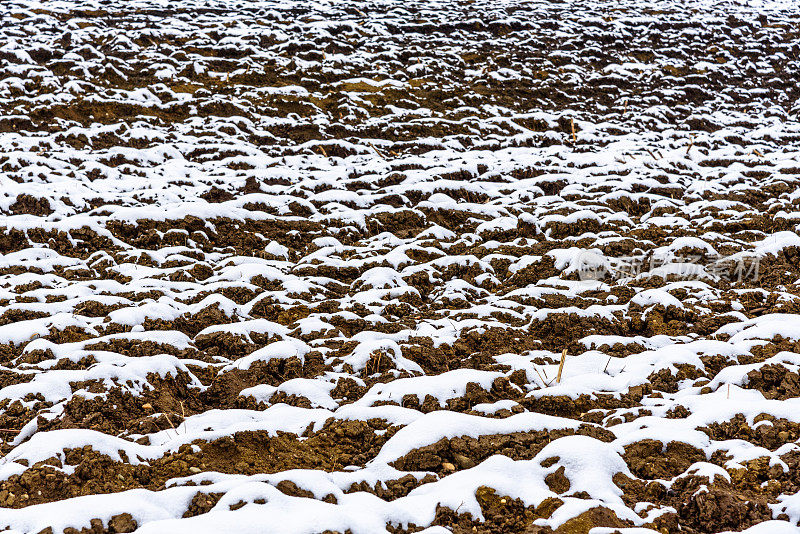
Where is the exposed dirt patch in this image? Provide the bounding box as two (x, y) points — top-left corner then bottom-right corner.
(0, 419), (394, 509)
(744, 364), (800, 400)
(392, 425), (614, 474)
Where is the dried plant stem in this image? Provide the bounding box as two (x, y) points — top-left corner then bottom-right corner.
(163, 412), (178, 439)
(534, 367), (548, 387)
(368, 141), (385, 159)
(556, 348), (567, 383)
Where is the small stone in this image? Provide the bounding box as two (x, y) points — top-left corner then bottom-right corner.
(778, 431), (791, 442)
(142, 403), (153, 411)
(453, 453), (475, 469)
(189, 466), (202, 474)
(442, 462), (456, 472)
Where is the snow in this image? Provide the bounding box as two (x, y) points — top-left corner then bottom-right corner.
(1, 0), (799, 531)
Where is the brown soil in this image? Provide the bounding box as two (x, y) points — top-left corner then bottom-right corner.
(1, 419), (394, 509)
(391, 424), (614, 474)
(2, 1), (800, 533)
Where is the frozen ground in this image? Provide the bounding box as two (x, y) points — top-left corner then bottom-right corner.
(1, 0), (800, 532)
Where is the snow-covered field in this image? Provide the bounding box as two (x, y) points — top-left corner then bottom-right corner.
(1, 0), (800, 532)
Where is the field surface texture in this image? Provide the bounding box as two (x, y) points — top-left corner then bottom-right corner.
(2, 0), (800, 532)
